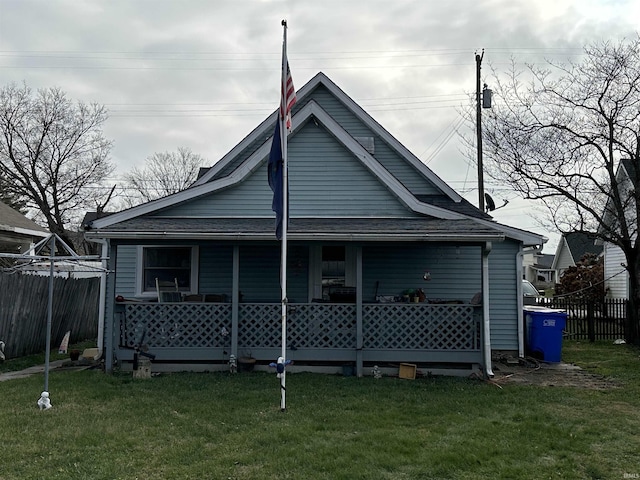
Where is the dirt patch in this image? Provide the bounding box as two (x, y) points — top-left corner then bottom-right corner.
(489, 360), (621, 390)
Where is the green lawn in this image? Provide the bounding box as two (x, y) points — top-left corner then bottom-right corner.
(1, 341), (639, 479)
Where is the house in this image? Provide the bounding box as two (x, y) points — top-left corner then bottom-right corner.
(85, 72), (546, 377)
(552, 232), (603, 282)
(522, 251), (555, 293)
(598, 159), (637, 298)
(0, 200), (48, 254)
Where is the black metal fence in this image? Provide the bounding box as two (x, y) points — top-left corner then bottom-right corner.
(0, 272), (99, 358)
(538, 297), (627, 341)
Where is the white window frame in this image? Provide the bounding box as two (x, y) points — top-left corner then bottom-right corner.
(136, 245), (199, 297)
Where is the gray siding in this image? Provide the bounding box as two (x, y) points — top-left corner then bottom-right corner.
(362, 243), (482, 302)
(154, 120), (413, 218)
(238, 244), (308, 303)
(291, 121), (411, 217)
(199, 245), (233, 297)
(487, 240), (519, 350)
(114, 244), (137, 296)
(209, 83), (444, 197)
(305, 85), (442, 195)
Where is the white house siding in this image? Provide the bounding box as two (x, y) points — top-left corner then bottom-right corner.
(554, 240), (574, 278)
(604, 242), (628, 298)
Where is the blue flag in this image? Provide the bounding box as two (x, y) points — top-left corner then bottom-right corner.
(268, 121), (285, 240)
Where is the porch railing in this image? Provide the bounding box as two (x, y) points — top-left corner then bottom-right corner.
(117, 301), (481, 364)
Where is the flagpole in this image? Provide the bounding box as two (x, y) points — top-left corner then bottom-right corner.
(279, 19), (289, 413)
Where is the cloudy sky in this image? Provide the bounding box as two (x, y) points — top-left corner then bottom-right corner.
(0, 0), (638, 252)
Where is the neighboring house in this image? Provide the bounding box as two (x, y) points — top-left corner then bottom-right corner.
(598, 159), (637, 298)
(0, 201), (48, 254)
(85, 72), (545, 377)
(522, 252), (555, 292)
(552, 232), (603, 280)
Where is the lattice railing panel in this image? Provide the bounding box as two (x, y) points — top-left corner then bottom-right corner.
(237, 303), (357, 349)
(363, 304), (480, 350)
(237, 304), (281, 348)
(119, 302), (478, 354)
(121, 303), (232, 348)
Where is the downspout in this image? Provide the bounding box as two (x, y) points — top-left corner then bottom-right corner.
(87, 237), (108, 358)
(516, 246), (525, 358)
(482, 242), (494, 378)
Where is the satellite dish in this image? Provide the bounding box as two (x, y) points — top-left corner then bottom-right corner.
(484, 193), (496, 212)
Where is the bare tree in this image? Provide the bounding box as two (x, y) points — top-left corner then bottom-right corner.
(122, 147), (206, 207)
(0, 83), (114, 247)
(480, 36), (640, 343)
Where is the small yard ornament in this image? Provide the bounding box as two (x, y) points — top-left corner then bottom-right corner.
(37, 391), (52, 410)
(372, 365), (382, 379)
(229, 354), (237, 374)
(0, 340), (5, 362)
(269, 356), (292, 378)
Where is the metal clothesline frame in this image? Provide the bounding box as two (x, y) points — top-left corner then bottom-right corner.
(0, 233), (106, 408)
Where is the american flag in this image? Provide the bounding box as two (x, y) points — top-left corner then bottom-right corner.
(281, 61), (296, 130)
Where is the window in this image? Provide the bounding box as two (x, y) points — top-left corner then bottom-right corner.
(309, 245), (356, 302)
(140, 246), (198, 293)
(322, 246), (346, 289)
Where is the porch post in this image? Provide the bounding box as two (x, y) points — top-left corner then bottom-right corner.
(482, 242), (494, 378)
(231, 245), (240, 359)
(356, 246), (363, 377)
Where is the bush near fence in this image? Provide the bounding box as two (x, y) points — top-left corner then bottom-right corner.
(0, 272), (99, 358)
(539, 297), (627, 341)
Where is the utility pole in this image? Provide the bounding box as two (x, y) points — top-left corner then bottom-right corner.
(476, 49), (485, 213)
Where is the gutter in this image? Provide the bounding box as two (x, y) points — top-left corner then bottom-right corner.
(84, 230), (506, 243)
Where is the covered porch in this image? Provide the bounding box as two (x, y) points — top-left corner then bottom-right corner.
(104, 229), (496, 376)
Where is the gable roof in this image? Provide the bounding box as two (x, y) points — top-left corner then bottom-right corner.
(194, 72), (462, 201)
(0, 201), (48, 238)
(87, 73), (545, 247)
(552, 232), (602, 270)
(620, 159), (638, 188)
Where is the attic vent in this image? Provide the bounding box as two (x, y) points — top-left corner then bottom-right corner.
(354, 136), (375, 154)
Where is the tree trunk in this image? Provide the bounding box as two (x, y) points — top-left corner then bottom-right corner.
(627, 250), (640, 345)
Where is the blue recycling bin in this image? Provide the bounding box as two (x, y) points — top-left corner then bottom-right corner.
(524, 307), (567, 362)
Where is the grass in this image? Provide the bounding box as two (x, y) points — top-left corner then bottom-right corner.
(0, 339), (96, 373)
(0, 341), (639, 479)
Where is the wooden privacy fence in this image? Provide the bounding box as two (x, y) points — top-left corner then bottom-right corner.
(539, 297), (628, 341)
(0, 272), (100, 359)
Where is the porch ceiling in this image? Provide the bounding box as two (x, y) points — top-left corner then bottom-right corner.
(85, 217), (505, 242)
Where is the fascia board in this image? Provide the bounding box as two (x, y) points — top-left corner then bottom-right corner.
(473, 217), (546, 246)
(0, 225), (49, 238)
(193, 110), (279, 186)
(191, 73), (325, 187)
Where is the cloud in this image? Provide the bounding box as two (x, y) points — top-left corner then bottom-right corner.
(0, 0), (638, 251)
